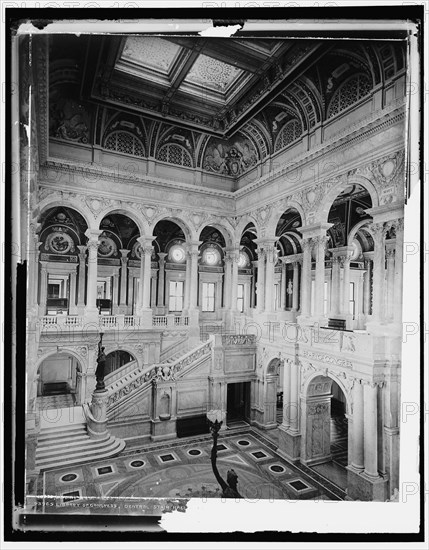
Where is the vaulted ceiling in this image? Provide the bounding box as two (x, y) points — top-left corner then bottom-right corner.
(47, 34), (405, 182)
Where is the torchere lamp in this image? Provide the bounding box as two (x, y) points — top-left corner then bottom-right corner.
(207, 409), (242, 499)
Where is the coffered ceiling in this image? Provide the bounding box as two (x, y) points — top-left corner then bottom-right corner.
(82, 35), (326, 137)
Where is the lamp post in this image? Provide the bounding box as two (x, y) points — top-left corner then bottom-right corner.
(207, 410), (242, 499)
(95, 329), (106, 392)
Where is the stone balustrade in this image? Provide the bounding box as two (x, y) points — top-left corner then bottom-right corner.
(153, 315), (189, 328)
(106, 338), (213, 410)
(39, 314), (142, 331)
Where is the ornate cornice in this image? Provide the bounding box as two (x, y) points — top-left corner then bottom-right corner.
(235, 101), (406, 200)
(40, 159), (236, 200)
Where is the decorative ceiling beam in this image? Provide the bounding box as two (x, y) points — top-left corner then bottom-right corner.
(161, 40), (207, 107)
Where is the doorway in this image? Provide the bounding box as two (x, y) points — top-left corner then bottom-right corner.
(226, 382), (251, 425)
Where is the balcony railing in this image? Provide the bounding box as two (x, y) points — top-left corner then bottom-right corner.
(39, 314), (141, 331)
(152, 315), (189, 328)
(38, 313), (191, 332)
(153, 315), (168, 327)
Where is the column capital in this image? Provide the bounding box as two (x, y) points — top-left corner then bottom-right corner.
(368, 221), (387, 241)
(119, 249), (130, 260)
(137, 235), (155, 247)
(157, 252), (167, 261)
(299, 222), (333, 239)
(312, 235), (329, 247)
(301, 237), (313, 253)
(40, 260), (49, 271)
(385, 247), (396, 260)
(365, 203), (404, 225)
(84, 228), (103, 242)
(186, 241), (201, 256)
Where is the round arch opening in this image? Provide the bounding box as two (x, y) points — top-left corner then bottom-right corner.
(105, 350), (136, 377)
(37, 352), (83, 408)
(301, 374), (349, 478)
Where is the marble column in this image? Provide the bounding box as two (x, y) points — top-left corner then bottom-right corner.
(184, 250), (192, 311)
(69, 269), (77, 314)
(357, 271), (365, 322)
(341, 254), (352, 316)
(289, 359), (299, 433)
(363, 257), (372, 316)
(119, 249), (130, 307)
(188, 242), (200, 310)
(230, 247), (240, 312)
(264, 244), (276, 312)
(157, 252), (167, 308)
(300, 238), (312, 317)
(281, 261), (287, 310)
(292, 261), (300, 312)
(150, 275), (157, 308)
(385, 246), (396, 322)
(136, 237), (154, 312)
(371, 223), (386, 323)
(38, 261), (49, 315)
(84, 229), (102, 316)
(223, 251), (232, 309)
(363, 381), (379, 479)
(77, 245), (87, 312)
(27, 227), (41, 312)
(251, 261), (257, 309)
(256, 247), (265, 311)
(314, 235), (328, 317)
(281, 359), (292, 429)
(33, 241), (42, 308)
(394, 219), (404, 324)
(330, 256), (341, 316)
(351, 379), (364, 471)
(112, 272), (119, 309)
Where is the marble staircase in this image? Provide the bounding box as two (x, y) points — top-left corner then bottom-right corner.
(35, 422), (125, 471)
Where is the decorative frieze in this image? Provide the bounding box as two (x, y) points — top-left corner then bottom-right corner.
(303, 349), (352, 368)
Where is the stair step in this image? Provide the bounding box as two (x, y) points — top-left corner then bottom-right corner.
(36, 434), (111, 459)
(38, 433), (89, 447)
(36, 438), (125, 470)
(39, 423), (86, 434)
(38, 428), (87, 442)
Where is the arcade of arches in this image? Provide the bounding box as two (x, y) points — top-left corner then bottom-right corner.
(18, 32), (408, 503)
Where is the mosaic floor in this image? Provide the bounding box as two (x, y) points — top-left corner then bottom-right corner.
(28, 429), (346, 515)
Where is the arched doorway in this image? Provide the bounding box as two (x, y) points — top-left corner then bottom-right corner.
(301, 375), (349, 472)
(37, 352), (82, 410)
(105, 350), (136, 377)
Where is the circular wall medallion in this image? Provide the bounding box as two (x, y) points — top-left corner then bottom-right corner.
(202, 247), (220, 265)
(46, 231), (74, 254)
(169, 244), (186, 263)
(382, 159), (395, 178)
(61, 473), (78, 482)
(98, 235), (117, 257)
(130, 460), (145, 468)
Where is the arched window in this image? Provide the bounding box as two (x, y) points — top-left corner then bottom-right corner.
(327, 74), (372, 119)
(274, 119), (302, 152)
(104, 131), (145, 157)
(157, 143), (192, 167)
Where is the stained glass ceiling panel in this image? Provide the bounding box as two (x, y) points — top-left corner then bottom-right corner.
(120, 36), (181, 74)
(184, 53), (243, 92)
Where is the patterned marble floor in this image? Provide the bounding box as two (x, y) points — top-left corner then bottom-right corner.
(37, 394), (76, 410)
(28, 429), (345, 515)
